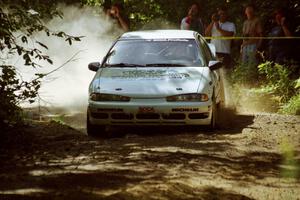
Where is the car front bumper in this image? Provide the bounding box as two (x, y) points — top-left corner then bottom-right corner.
(88, 98), (212, 126)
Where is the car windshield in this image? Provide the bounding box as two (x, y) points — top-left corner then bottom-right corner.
(103, 39), (205, 67)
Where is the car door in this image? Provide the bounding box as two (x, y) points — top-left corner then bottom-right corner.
(196, 34), (223, 103)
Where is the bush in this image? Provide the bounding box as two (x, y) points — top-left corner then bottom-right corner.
(0, 65), (41, 127)
(280, 93), (300, 115)
(229, 61), (300, 115)
(280, 78), (300, 115)
(258, 61), (297, 102)
(230, 62), (260, 86)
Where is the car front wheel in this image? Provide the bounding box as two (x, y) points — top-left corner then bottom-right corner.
(86, 114), (107, 137)
(209, 96), (220, 130)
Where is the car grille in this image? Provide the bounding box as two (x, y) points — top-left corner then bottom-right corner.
(91, 112), (109, 119)
(111, 113), (134, 120)
(136, 113), (160, 120)
(91, 112), (209, 121)
(162, 113), (186, 120)
(188, 113), (209, 119)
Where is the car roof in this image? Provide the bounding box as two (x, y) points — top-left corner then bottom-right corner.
(120, 30), (198, 40)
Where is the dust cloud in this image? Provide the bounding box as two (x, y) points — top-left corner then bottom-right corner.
(16, 5), (123, 113)
(221, 71), (280, 116)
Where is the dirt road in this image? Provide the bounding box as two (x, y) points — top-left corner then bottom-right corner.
(0, 113), (299, 200)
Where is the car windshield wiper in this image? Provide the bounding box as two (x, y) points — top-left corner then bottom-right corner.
(145, 63), (187, 67)
(104, 63), (145, 67)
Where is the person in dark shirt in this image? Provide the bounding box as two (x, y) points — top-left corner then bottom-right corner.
(106, 3), (130, 32)
(181, 2), (205, 35)
(268, 9), (293, 64)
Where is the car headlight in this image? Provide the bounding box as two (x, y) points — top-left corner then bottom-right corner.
(166, 93), (209, 102)
(90, 93), (130, 102)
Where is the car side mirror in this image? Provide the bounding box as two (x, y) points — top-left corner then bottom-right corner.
(88, 62), (101, 72)
(208, 60), (222, 70)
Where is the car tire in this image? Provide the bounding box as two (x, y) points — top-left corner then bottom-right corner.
(86, 114), (107, 137)
(209, 96), (219, 130)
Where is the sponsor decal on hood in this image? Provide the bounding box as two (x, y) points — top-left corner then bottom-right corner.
(102, 69), (190, 80)
(93, 67), (211, 97)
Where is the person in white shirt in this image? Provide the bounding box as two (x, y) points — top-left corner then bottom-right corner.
(205, 7), (236, 69)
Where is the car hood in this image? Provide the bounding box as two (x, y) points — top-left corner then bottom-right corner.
(91, 67), (212, 98)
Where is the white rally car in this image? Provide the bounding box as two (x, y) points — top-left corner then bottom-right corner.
(87, 30), (224, 136)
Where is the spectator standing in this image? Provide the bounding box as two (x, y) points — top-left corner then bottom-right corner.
(268, 8), (293, 64)
(181, 2), (205, 35)
(106, 3), (130, 32)
(205, 7), (236, 69)
(241, 5), (263, 66)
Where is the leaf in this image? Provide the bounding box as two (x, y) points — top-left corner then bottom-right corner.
(33, 48), (42, 54)
(65, 38), (72, 45)
(74, 37), (81, 41)
(295, 78), (300, 89)
(46, 58), (53, 64)
(36, 41), (48, 49)
(16, 46), (23, 55)
(35, 84), (41, 90)
(37, 25), (44, 31)
(57, 31), (64, 37)
(23, 53), (32, 66)
(35, 73), (45, 78)
(23, 53), (30, 60)
(21, 36), (28, 44)
(35, 54), (42, 59)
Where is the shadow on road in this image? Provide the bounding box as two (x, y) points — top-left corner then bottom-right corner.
(93, 111), (255, 138)
(0, 113), (299, 199)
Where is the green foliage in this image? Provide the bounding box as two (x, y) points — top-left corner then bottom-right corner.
(280, 93), (300, 115)
(230, 61), (299, 114)
(51, 114), (66, 125)
(0, 65), (40, 126)
(279, 139), (300, 179)
(280, 78), (300, 114)
(258, 62), (296, 102)
(83, 0), (103, 6)
(230, 62), (260, 86)
(84, 0), (300, 33)
(295, 78), (300, 89)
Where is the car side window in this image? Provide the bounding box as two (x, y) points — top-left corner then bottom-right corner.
(202, 40), (214, 60)
(197, 34), (215, 63)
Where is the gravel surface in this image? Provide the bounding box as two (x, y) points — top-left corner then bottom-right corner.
(0, 113), (299, 200)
